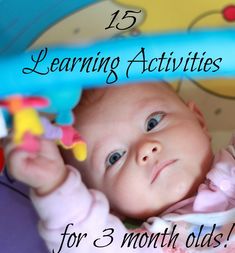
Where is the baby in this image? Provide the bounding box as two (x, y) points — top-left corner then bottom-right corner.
(6, 82), (235, 253)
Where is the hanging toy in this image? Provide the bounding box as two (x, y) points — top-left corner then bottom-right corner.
(0, 96), (48, 152)
(0, 96), (87, 161)
(41, 117), (87, 161)
(59, 125), (87, 161)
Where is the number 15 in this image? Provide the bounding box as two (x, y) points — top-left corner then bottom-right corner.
(105, 10), (142, 31)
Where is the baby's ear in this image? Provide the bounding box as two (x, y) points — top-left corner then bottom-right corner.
(186, 101), (210, 137)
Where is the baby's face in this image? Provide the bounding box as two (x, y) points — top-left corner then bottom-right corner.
(74, 83), (213, 218)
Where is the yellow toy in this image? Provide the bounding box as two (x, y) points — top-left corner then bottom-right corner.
(0, 96), (87, 160)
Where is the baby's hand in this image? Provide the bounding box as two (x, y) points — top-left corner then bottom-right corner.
(5, 138), (68, 196)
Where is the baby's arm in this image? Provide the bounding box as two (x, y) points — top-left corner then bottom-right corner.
(6, 140), (160, 253)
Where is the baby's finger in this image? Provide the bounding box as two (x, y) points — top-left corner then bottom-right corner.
(3, 131), (40, 157)
(6, 147), (37, 179)
(38, 139), (62, 160)
(3, 135), (37, 169)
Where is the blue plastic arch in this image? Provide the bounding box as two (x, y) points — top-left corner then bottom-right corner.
(0, 28), (235, 124)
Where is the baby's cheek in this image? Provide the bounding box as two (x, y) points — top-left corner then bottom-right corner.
(108, 179), (140, 212)
(167, 169), (195, 199)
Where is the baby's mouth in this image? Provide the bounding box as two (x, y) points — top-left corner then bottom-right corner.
(150, 159), (178, 184)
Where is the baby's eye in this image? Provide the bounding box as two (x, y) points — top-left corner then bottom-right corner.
(105, 150), (126, 168)
(145, 112), (165, 132)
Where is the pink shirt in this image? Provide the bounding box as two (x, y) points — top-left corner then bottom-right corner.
(31, 134), (235, 253)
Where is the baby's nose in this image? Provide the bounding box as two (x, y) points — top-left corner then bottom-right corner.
(137, 141), (161, 166)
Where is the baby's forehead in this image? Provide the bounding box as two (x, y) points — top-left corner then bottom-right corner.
(76, 83), (177, 117)
(80, 82), (172, 103)
(75, 83), (177, 123)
